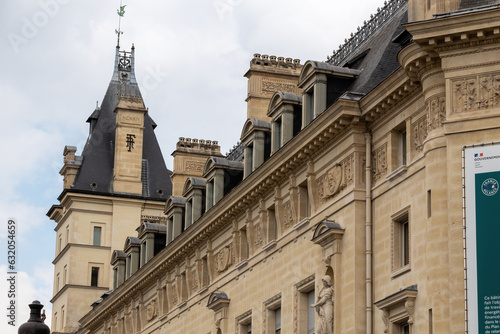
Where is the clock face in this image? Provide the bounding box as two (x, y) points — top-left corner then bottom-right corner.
(481, 178), (499, 196)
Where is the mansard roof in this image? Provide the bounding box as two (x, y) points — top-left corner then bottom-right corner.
(324, 0), (407, 96)
(71, 46), (172, 200)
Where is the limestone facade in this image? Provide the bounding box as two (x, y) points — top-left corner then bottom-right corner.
(53, 1), (500, 333)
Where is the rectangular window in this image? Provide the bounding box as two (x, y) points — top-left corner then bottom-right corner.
(400, 129), (407, 165)
(236, 311), (252, 334)
(91, 267), (99, 287)
(240, 227), (249, 260)
(275, 307), (281, 334)
(307, 290), (315, 334)
(401, 323), (410, 334)
(307, 88), (314, 124)
(298, 182), (310, 220)
(93, 226), (101, 246)
(392, 208), (411, 275)
(267, 206), (277, 241)
(63, 265), (67, 285)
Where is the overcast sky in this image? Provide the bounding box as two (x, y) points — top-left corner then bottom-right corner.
(1, 0), (387, 331)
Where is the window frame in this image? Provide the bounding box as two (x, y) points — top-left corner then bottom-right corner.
(391, 206), (411, 277)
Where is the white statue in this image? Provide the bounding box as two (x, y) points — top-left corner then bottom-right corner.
(310, 275), (334, 334)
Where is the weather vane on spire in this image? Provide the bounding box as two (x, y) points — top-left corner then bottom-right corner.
(115, 0), (127, 48)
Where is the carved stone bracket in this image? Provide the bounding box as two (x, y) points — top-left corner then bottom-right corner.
(311, 220), (345, 267)
(207, 291), (230, 333)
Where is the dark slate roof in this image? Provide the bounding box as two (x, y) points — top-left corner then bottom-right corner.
(71, 46), (172, 200)
(340, 6), (408, 95)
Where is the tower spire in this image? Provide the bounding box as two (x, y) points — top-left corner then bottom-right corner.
(115, 0), (126, 48)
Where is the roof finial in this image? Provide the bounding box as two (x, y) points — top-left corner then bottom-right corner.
(115, 0), (126, 48)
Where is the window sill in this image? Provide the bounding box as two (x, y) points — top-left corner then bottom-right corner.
(262, 240), (277, 251)
(235, 259), (248, 270)
(293, 217), (310, 231)
(391, 264), (411, 279)
(386, 165), (407, 181)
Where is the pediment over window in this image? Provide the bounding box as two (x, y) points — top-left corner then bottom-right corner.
(110, 250), (126, 265)
(182, 177), (207, 197)
(165, 196), (186, 211)
(203, 157), (243, 176)
(311, 220), (345, 247)
(123, 236), (140, 251)
(206, 291), (230, 310)
(137, 221), (166, 238)
(241, 118), (271, 141)
(268, 91), (302, 117)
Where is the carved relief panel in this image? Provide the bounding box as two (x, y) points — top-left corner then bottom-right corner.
(214, 244), (234, 274)
(372, 144), (387, 182)
(317, 154), (355, 204)
(452, 73), (500, 113)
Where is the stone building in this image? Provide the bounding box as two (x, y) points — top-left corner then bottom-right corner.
(49, 0), (500, 333)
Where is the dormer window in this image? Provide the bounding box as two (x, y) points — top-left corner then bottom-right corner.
(268, 92), (302, 155)
(182, 177), (206, 228)
(111, 250), (126, 289)
(165, 196), (186, 244)
(298, 61), (360, 128)
(123, 237), (140, 279)
(203, 157), (243, 211)
(241, 119), (271, 177)
(138, 222), (166, 267)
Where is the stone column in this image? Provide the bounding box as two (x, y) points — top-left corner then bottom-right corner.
(172, 207), (183, 238)
(282, 108), (294, 145)
(244, 145), (253, 178)
(144, 232), (155, 264)
(185, 200), (193, 228)
(302, 91), (312, 128)
(192, 189), (203, 222)
(213, 169), (225, 205)
(130, 247), (140, 276)
(253, 131), (266, 169)
(314, 74), (327, 118)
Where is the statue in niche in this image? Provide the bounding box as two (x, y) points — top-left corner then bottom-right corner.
(310, 275), (334, 334)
